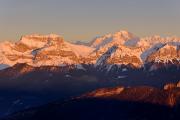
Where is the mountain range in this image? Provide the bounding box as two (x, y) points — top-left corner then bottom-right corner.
(0, 31), (179, 72)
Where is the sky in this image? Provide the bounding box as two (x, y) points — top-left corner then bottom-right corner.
(0, 0), (179, 42)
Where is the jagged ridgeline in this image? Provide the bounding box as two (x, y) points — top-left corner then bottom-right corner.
(0, 31), (179, 72)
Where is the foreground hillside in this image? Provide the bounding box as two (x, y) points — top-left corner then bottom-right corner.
(3, 83), (180, 120)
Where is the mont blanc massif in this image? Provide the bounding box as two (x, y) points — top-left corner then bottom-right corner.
(0, 31), (180, 120)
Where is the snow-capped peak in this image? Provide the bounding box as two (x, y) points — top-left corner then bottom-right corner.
(22, 34), (62, 39)
(113, 30), (135, 39)
(142, 43), (180, 64)
(19, 34), (64, 48)
(90, 30), (138, 49)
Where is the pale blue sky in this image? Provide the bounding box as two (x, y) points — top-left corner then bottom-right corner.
(0, 0), (179, 42)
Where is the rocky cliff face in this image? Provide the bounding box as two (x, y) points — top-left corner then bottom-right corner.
(0, 34), (94, 69)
